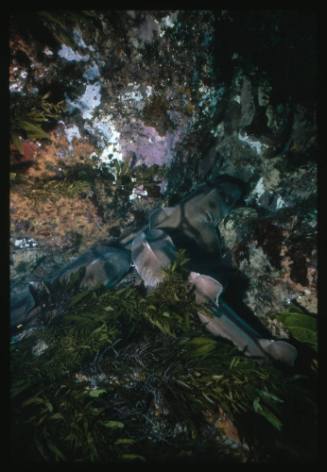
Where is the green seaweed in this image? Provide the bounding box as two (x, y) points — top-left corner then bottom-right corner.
(10, 252), (318, 462)
(276, 309), (317, 352)
(11, 93), (66, 152)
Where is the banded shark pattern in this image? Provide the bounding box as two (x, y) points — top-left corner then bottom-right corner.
(10, 177), (298, 366)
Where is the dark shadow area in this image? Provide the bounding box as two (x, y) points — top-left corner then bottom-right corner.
(212, 10), (317, 104)
(221, 270), (274, 338)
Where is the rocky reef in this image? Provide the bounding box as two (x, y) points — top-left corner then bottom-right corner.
(9, 10), (317, 464)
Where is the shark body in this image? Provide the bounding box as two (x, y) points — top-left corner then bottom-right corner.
(10, 176), (298, 366)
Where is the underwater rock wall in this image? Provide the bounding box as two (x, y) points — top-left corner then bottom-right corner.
(10, 10), (317, 319)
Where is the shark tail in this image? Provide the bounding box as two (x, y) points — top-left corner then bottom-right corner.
(11, 285), (38, 331)
(199, 298), (298, 365)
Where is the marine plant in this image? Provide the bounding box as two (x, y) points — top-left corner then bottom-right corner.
(10, 92), (65, 155)
(275, 307), (317, 353)
(10, 251), (318, 463)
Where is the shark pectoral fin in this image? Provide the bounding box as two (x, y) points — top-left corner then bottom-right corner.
(258, 339), (298, 366)
(131, 229), (177, 288)
(188, 272), (223, 305)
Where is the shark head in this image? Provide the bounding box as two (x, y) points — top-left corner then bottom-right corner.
(213, 176), (246, 218)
